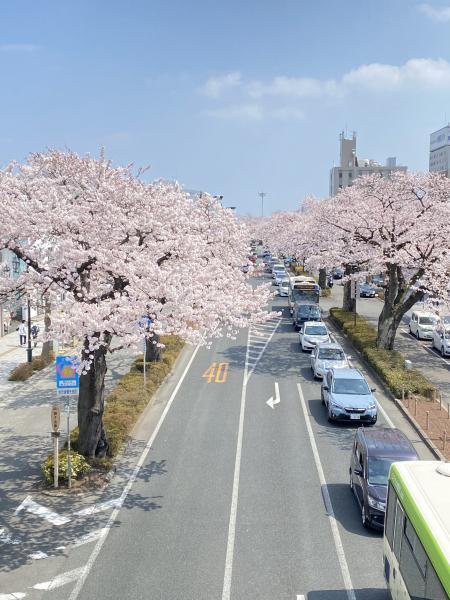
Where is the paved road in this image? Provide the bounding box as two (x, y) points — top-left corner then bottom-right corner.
(0, 278), (435, 600)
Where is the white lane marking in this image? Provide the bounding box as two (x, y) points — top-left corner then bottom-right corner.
(71, 528), (107, 547)
(73, 498), (122, 517)
(297, 383), (356, 600)
(68, 342), (201, 600)
(0, 527), (21, 545)
(296, 595), (305, 600)
(28, 551), (48, 560)
(0, 593), (27, 599)
(14, 496), (70, 526)
(221, 328), (250, 600)
(266, 382), (280, 409)
(376, 397), (395, 428)
(33, 567), (86, 590)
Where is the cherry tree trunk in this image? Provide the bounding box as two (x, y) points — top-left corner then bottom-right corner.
(342, 280), (356, 312)
(376, 266), (424, 350)
(318, 268), (327, 290)
(77, 333), (112, 458)
(145, 332), (161, 362)
(40, 295), (53, 362)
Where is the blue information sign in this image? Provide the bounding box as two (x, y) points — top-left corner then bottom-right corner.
(56, 355), (79, 390)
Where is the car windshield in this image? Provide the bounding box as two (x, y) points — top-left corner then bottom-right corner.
(318, 348), (345, 360)
(298, 306), (319, 316)
(419, 316), (437, 325)
(332, 378), (370, 395)
(368, 458), (396, 486)
(305, 325), (327, 336)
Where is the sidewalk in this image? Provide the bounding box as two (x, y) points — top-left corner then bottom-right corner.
(0, 323), (43, 388)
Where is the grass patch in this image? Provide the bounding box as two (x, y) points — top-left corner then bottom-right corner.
(329, 308), (436, 400)
(71, 335), (184, 461)
(9, 352), (55, 381)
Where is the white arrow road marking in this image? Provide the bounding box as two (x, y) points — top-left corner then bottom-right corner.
(0, 527), (21, 545)
(14, 496), (70, 526)
(32, 567), (86, 591)
(73, 497), (122, 517)
(266, 382), (280, 409)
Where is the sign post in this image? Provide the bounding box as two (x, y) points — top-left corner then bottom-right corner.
(55, 355), (79, 489)
(50, 405), (61, 488)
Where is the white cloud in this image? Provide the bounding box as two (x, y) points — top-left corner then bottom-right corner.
(418, 3), (450, 22)
(205, 103), (263, 120)
(199, 71), (242, 98)
(248, 76), (338, 99)
(0, 43), (39, 52)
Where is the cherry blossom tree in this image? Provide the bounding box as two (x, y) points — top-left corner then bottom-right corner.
(0, 151), (272, 456)
(308, 172), (450, 348)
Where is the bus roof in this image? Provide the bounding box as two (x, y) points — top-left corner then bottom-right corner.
(390, 461), (450, 595)
(289, 275), (316, 284)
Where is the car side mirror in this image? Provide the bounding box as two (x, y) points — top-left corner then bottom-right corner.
(322, 385), (329, 391)
(347, 355), (352, 360)
(353, 467), (363, 477)
(370, 388), (376, 393)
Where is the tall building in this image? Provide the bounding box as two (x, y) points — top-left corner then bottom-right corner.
(329, 132), (407, 196)
(429, 125), (450, 177)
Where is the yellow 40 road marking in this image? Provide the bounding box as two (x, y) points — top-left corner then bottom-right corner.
(202, 362), (229, 384)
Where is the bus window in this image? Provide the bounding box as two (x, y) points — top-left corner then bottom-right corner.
(399, 518), (426, 598)
(426, 563), (447, 600)
(385, 483), (396, 547)
(393, 500), (404, 559)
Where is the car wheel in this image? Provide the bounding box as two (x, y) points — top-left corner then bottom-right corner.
(327, 405), (334, 422)
(409, 325), (412, 335)
(349, 470), (354, 491)
(441, 345), (446, 358)
(320, 389), (325, 405)
(416, 330), (420, 340)
(362, 503), (370, 528)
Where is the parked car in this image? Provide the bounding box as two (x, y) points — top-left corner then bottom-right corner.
(293, 303), (321, 330)
(432, 324), (450, 356)
(409, 310), (439, 340)
(278, 279), (290, 296)
(349, 427), (419, 529)
(371, 274), (387, 288)
(321, 368), (377, 425)
(359, 283), (376, 298)
(299, 321), (330, 351)
(310, 343), (349, 379)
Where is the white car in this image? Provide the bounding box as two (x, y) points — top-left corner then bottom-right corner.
(409, 310), (438, 340)
(278, 279), (289, 296)
(274, 270), (288, 285)
(271, 263), (285, 278)
(310, 343), (349, 379)
(432, 324), (450, 356)
(299, 321), (330, 351)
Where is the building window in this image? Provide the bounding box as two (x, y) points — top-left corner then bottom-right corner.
(339, 171), (342, 178)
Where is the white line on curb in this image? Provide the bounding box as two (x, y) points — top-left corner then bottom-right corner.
(297, 383), (356, 600)
(67, 343), (201, 600)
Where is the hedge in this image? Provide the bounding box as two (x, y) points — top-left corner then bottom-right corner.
(9, 352), (55, 381)
(329, 307), (436, 399)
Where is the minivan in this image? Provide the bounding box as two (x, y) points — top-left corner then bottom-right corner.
(349, 427), (419, 529)
(408, 310), (438, 340)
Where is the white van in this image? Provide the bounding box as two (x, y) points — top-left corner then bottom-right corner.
(408, 310), (438, 340)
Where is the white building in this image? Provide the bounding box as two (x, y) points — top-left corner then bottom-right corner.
(429, 125), (450, 177)
(329, 132), (407, 196)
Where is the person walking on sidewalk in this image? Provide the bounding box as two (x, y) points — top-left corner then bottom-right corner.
(31, 324), (39, 348)
(18, 321), (27, 346)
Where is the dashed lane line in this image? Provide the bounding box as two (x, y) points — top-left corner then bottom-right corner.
(297, 383), (356, 600)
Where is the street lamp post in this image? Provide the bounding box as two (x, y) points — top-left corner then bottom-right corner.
(26, 295), (32, 363)
(258, 192), (267, 217)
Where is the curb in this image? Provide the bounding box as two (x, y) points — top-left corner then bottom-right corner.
(326, 315), (445, 461)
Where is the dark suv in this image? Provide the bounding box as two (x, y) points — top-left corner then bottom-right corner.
(293, 302), (321, 330)
(349, 427), (419, 530)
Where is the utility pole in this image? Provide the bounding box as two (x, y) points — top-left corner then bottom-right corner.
(258, 192), (267, 217)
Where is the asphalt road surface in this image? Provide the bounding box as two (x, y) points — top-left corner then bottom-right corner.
(1, 276), (435, 600)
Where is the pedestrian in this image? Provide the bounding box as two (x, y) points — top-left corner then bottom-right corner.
(31, 324), (40, 348)
(18, 320), (26, 346)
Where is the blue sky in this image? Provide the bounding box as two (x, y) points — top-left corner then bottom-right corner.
(1, 0), (450, 214)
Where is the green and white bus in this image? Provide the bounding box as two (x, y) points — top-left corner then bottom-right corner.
(383, 461), (450, 599)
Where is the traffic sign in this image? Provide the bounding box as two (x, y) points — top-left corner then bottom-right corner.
(55, 355), (79, 390)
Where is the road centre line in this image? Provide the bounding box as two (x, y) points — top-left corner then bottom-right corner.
(222, 319), (281, 600)
(67, 342), (201, 600)
(296, 383), (356, 600)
